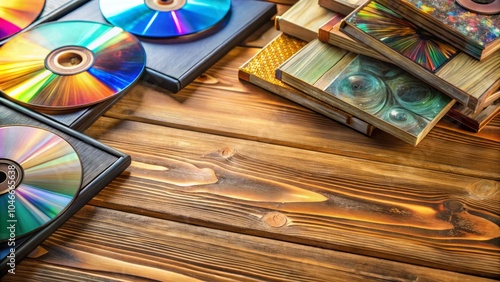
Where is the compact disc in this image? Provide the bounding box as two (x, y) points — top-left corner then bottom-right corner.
(0, 21), (146, 112)
(0, 0), (45, 41)
(99, 0), (231, 37)
(456, 0), (500, 14)
(0, 126), (82, 241)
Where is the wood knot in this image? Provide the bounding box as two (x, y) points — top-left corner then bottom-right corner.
(467, 180), (499, 200)
(443, 200), (465, 213)
(262, 212), (288, 228)
(219, 147), (235, 159)
(195, 74), (218, 84)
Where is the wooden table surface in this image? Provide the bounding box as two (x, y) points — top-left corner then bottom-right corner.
(3, 2), (500, 281)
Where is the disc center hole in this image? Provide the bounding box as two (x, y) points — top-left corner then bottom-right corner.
(57, 51), (84, 68)
(0, 171), (6, 184)
(471, 0), (494, 3)
(46, 46), (94, 76)
(157, 0), (174, 4)
(146, 0), (186, 11)
(0, 159), (23, 195)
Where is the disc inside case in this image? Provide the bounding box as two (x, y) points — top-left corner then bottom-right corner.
(0, 97), (131, 275)
(1, 0), (125, 132)
(0, 91), (127, 132)
(58, 0), (277, 93)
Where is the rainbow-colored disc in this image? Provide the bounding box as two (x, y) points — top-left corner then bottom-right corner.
(99, 0), (231, 38)
(0, 126), (82, 241)
(0, 21), (146, 112)
(0, 0), (45, 41)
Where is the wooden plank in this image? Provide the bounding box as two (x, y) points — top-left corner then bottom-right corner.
(241, 4), (292, 48)
(103, 46), (499, 179)
(82, 117), (500, 277)
(6, 206), (497, 281)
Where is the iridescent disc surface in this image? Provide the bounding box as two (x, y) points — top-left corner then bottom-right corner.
(0, 21), (146, 112)
(0, 126), (82, 241)
(99, 0), (231, 37)
(0, 0), (45, 41)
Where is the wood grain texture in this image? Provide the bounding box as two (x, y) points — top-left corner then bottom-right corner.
(275, 0), (336, 42)
(438, 114), (500, 143)
(5, 206), (496, 282)
(241, 4), (293, 48)
(435, 53), (500, 107)
(80, 116), (500, 277)
(446, 101), (500, 132)
(3, 1), (498, 281)
(316, 0), (373, 59)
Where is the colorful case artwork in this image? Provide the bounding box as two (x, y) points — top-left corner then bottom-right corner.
(345, 1), (458, 72)
(401, 0), (499, 53)
(374, 0), (500, 59)
(325, 55), (452, 136)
